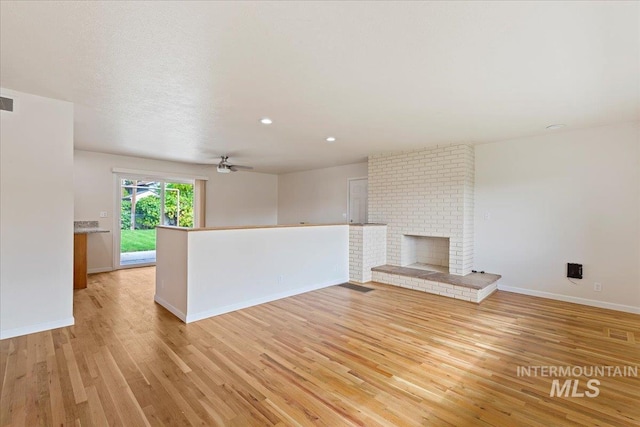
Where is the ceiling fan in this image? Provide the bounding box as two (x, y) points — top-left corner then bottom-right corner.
(216, 156), (253, 174)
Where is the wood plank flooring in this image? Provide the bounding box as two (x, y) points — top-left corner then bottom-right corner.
(1, 267), (639, 426)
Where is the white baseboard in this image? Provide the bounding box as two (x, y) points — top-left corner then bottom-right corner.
(88, 267), (113, 274)
(186, 277), (347, 323)
(0, 317), (75, 340)
(154, 294), (187, 322)
(498, 285), (640, 314)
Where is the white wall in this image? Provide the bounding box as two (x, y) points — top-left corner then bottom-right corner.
(475, 122), (640, 312)
(206, 170), (278, 227)
(278, 162), (368, 224)
(155, 225), (349, 322)
(1, 89), (75, 339)
(74, 150), (278, 272)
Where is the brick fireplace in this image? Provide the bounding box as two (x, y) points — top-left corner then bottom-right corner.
(368, 145), (474, 276)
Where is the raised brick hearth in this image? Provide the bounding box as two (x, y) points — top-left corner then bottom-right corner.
(371, 265), (500, 303)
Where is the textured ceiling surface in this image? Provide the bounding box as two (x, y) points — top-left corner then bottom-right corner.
(1, 1), (638, 173)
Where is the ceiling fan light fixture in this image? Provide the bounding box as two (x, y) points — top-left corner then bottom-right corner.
(260, 117), (273, 125)
(216, 155), (253, 173)
(326, 136), (336, 143)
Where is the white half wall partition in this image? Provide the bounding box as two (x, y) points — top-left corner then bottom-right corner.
(155, 224), (349, 323)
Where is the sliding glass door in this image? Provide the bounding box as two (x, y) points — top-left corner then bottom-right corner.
(118, 177), (194, 267)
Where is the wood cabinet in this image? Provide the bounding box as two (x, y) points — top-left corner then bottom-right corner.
(73, 233), (88, 289)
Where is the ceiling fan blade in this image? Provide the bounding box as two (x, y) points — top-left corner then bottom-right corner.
(231, 165), (253, 170)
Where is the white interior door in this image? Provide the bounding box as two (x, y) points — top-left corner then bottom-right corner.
(348, 178), (368, 224)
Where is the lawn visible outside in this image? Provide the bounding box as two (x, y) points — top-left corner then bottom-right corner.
(121, 229), (156, 252)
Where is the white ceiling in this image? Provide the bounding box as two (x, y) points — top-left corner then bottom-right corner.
(1, 1), (638, 174)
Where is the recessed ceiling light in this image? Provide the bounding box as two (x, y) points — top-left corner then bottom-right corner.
(546, 124), (566, 130)
(326, 137), (336, 143)
(260, 118), (273, 125)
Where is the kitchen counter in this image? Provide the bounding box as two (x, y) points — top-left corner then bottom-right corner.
(74, 227), (110, 234)
(74, 220), (109, 234)
(74, 221), (109, 289)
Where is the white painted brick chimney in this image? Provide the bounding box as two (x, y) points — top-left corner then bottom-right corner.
(368, 145), (474, 275)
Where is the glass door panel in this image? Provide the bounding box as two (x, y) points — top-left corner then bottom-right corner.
(119, 179), (162, 266)
(117, 178), (195, 268)
(163, 182), (194, 227)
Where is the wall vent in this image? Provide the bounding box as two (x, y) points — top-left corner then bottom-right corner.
(0, 97), (14, 112)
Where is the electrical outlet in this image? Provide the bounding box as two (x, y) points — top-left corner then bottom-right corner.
(99, 211), (108, 218)
(484, 212), (491, 220)
(594, 282), (602, 292)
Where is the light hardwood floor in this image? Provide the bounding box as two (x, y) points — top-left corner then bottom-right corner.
(1, 267), (639, 426)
